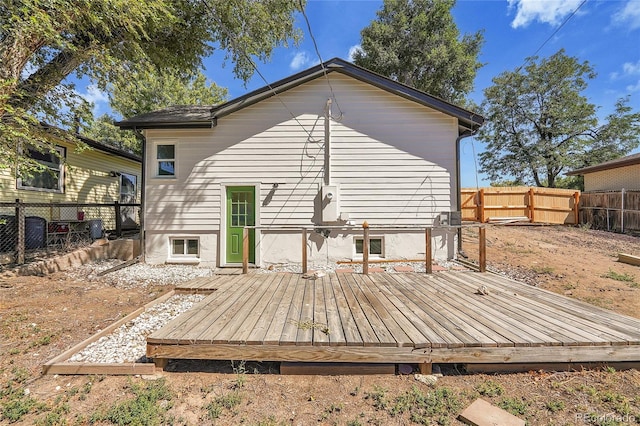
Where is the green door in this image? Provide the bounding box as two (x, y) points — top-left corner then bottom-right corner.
(226, 186), (255, 264)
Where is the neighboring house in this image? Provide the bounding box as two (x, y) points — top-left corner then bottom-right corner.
(118, 58), (483, 267)
(567, 153), (640, 191)
(0, 131), (142, 227)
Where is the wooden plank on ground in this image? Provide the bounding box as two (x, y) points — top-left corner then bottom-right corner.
(619, 253), (640, 266)
(42, 363), (156, 376)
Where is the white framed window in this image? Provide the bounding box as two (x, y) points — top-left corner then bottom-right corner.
(354, 236), (384, 258)
(170, 237), (199, 259)
(17, 146), (65, 193)
(155, 143), (175, 177)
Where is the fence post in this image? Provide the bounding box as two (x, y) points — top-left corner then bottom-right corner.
(528, 188), (535, 223)
(621, 188), (625, 233)
(478, 188), (485, 223)
(425, 227), (432, 274)
(15, 199), (25, 265)
(242, 227), (249, 274)
(301, 228), (308, 274)
(573, 191), (580, 225)
(362, 221), (369, 275)
(478, 226), (486, 273)
(114, 201), (122, 237)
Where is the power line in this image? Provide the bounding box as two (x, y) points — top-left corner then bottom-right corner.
(298, 0), (344, 120)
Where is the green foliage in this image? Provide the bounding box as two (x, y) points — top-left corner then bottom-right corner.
(478, 49), (640, 188)
(545, 400), (565, 413)
(475, 380), (504, 397)
(390, 386), (461, 425)
(1, 0), (302, 171)
(353, 0), (484, 103)
(364, 385), (389, 410)
(498, 397), (528, 416)
(602, 269), (635, 283)
(205, 391), (242, 421)
(0, 369), (47, 423)
(91, 378), (173, 426)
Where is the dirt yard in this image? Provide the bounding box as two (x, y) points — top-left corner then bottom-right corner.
(1, 225), (640, 425)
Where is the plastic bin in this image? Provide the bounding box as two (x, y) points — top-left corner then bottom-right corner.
(88, 219), (103, 240)
(25, 216), (46, 249)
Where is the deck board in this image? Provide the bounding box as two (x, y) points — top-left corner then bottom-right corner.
(148, 272), (640, 365)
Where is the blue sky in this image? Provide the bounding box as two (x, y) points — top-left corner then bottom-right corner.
(84, 0), (640, 187)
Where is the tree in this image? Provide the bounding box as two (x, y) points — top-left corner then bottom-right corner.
(352, 0), (484, 103)
(83, 64), (228, 154)
(478, 49), (640, 188)
(0, 0), (301, 174)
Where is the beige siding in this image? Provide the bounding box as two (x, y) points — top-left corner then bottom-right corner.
(584, 164), (640, 191)
(144, 74), (459, 264)
(0, 141), (141, 212)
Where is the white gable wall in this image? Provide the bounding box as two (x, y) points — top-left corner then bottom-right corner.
(143, 74), (459, 266)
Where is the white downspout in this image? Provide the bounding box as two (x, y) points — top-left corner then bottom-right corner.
(324, 98), (332, 186)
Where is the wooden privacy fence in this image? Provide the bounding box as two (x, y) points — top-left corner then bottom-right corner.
(461, 187), (580, 224)
(579, 189), (640, 233)
(242, 224), (488, 275)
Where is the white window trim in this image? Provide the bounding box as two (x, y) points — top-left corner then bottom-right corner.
(152, 140), (177, 179)
(353, 236), (385, 259)
(17, 145), (65, 193)
(167, 237), (200, 264)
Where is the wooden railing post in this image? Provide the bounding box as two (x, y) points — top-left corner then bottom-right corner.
(301, 228), (308, 274)
(528, 187), (535, 223)
(425, 227), (432, 274)
(573, 191), (580, 225)
(114, 201), (122, 237)
(362, 221), (369, 275)
(478, 188), (485, 223)
(242, 227), (249, 274)
(16, 199), (24, 265)
(478, 226), (486, 273)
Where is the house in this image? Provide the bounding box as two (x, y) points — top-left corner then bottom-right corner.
(117, 58), (484, 267)
(567, 153), (640, 191)
(0, 131), (142, 232)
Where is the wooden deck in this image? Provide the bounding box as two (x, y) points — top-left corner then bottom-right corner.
(148, 272), (640, 365)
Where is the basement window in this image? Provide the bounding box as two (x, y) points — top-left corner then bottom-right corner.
(169, 238), (199, 263)
(354, 237), (384, 258)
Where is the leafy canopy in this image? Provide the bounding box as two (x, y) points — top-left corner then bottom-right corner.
(352, 0), (484, 104)
(0, 0), (302, 173)
(478, 49), (640, 188)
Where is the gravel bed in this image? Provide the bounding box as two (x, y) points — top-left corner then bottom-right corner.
(259, 260), (464, 274)
(68, 294), (205, 364)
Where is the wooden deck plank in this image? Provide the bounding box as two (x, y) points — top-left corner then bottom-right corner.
(148, 274), (255, 343)
(229, 274), (287, 344)
(323, 274), (347, 346)
(352, 274), (412, 347)
(295, 277), (316, 346)
(262, 274), (299, 345)
(349, 274), (398, 347)
(280, 274), (308, 345)
(171, 274), (266, 343)
(209, 273), (281, 344)
(368, 273), (459, 348)
(312, 275), (331, 346)
(430, 273), (585, 346)
(336, 273), (381, 347)
(329, 273), (364, 346)
(367, 274), (437, 347)
(457, 273), (626, 345)
(393, 273), (508, 347)
(245, 274), (293, 345)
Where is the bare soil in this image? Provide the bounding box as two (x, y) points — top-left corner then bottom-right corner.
(1, 225), (640, 425)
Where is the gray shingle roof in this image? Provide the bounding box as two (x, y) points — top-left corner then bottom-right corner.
(116, 58), (484, 135)
(567, 153), (640, 175)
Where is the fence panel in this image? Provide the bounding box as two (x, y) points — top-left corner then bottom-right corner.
(0, 200), (140, 266)
(461, 187), (580, 224)
(580, 190), (640, 233)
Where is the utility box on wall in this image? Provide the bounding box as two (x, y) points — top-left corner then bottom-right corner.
(322, 185), (340, 222)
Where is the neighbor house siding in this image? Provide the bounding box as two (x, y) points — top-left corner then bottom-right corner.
(583, 164), (640, 191)
(144, 74), (458, 265)
(0, 140), (141, 210)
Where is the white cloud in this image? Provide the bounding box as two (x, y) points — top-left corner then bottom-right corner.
(348, 44), (362, 62)
(78, 84), (109, 115)
(508, 0), (584, 28)
(627, 80), (640, 93)
(613, 0), (640, 30)
(290, 51), (311, 71)
(623, 60), (640, 76)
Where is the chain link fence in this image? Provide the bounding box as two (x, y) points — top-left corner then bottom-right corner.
(0, 200), (140, 266)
